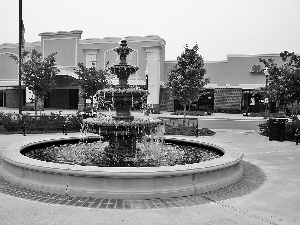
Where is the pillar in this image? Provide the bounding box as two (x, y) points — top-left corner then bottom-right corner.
(144, 47), (162, 109)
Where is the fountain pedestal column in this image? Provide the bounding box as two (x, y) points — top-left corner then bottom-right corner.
(112, 91), (134, 121)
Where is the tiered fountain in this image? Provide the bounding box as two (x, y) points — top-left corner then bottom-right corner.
(84, 38), (162, 165)
(0, 38), (243, 200)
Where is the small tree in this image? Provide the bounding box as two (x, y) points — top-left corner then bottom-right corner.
(166, 44), (209, 117)
(258, 52), (300, 113)
(279, 51), (300, 113)
(11, 49), (59, 116)
(74, 63), (108, 112)
(257, 58), (285, 104)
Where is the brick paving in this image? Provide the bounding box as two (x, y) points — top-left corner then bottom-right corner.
(0, 161), (266, 210)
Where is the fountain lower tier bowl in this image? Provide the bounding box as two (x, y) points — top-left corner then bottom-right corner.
(100, 89), (148, 103)
(0, 136), (243, 199)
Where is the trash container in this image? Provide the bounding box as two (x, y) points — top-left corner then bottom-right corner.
(268, 118), (287, 141)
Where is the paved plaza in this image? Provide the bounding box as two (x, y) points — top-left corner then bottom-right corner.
(0, 111), (300, 224)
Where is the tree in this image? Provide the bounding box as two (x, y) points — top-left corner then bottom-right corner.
(257, 51), (300, 113)
(166, 44), (209, 117)
(279, 51), (300, 113)
(74, 63), (108, 112)
(11, 49), (59, 116)
(257, 58), (284, 103)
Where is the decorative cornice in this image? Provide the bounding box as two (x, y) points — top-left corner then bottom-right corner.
(83, 48), (100, 54)
(80, 35), (166, 46)
(143, 46), (163, 52)
(39, 30), (83, 37)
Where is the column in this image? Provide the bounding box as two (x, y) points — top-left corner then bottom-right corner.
(144, 47), (162, 109)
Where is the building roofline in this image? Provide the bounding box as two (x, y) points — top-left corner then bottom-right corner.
(204, 60), (228, 64)
(227, 53), (281, 58)
(80, 35), (166, 46)
(38, 30), (83, 37)
(0, 41), (41, 49)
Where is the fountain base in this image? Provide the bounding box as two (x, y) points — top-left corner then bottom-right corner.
(0, 136), (243, 199)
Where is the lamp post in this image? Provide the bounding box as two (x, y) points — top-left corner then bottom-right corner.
(18, 0), (22, 114)
(264, 68), (269, 113)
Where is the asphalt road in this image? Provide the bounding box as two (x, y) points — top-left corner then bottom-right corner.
(198, 119), (265, 131)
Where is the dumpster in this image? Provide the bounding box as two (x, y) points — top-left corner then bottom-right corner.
(268, 118), (288, 141)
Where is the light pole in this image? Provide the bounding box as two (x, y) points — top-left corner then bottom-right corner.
(264, 68), (269, 113)
(18, 0), (22, 114)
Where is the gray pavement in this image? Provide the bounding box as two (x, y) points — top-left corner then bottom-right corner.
(1, 108), (300, 224)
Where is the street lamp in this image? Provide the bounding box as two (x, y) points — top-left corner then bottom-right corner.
(264, 68), (269, 113)
(19, 0), (23, 114)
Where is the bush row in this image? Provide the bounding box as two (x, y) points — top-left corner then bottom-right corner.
(0, 112), (83, 134)
(258, 116), (300, 141)
(214, 108), (242, 114)
(171, 109), (242, 115)
(170, 111), (206, 116)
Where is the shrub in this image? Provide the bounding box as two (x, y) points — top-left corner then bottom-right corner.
(198, 128), (216, 136)
(143, 107), (161, 115)
(249, 111), (288, 118)
(0, 112), (83, 134)
(0, 112), (20, 132)
(258, 120), (270, 136)
(66, 112), (84, 131)
(214, 108), (242, 114)
(258, 116), (300, 141)
(170, 111), (206, 116)
(285, 116), (300, 141)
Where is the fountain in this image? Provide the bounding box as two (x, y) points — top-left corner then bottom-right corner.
(0, 39), (244, 200)
(83, 38), (162, 166)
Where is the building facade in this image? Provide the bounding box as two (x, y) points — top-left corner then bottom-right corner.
(165, 54), (284, 112)
(0, 30), (284, 112)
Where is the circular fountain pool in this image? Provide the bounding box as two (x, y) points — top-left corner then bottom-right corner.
(21, 136), (223, 167)
(0, 136), (243, 200)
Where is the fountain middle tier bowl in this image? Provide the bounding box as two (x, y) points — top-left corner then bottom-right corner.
(0, 136), (243, 200)
(109, 64), (139, 77)
(84, 117), (163, 134)
(84, 117), (162, 127)
(99, 87), (148, 96)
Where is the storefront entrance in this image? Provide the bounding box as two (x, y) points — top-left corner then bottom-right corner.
(44, 89), (79, 109)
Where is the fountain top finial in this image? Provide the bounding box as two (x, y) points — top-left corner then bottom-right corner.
(120, 38), (128, 47)
(114, 37), (134, 60)
(109, 37), (139, 87)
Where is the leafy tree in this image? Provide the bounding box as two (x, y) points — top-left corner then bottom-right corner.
(257, 51), (300, 113)
(256, 58), (284, 103)
(74, 63), (108, 112)
(11, 49), (59, 116)
(279, 51), (300, 113)
(166, 44), (209, 117)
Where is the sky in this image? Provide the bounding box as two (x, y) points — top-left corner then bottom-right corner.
(1, 0), (300, 61)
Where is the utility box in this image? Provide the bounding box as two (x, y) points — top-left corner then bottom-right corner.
(269, 118), (287, 142)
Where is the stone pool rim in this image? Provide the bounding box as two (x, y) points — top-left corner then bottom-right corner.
(0, 136), (244, 199)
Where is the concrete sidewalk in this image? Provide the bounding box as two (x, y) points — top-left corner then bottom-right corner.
(1, 129), (300, 225)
